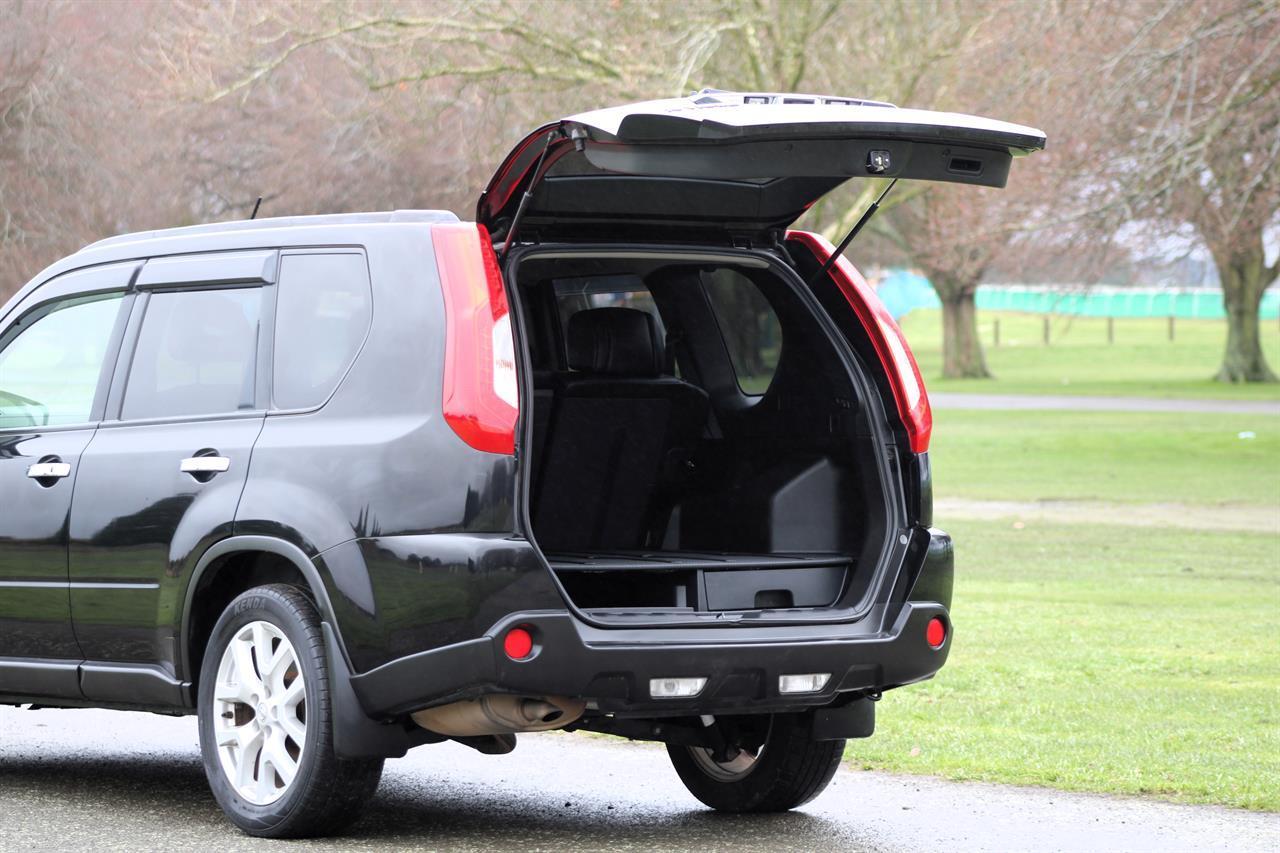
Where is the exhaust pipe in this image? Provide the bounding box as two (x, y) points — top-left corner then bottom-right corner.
(411, 695), (586, 738)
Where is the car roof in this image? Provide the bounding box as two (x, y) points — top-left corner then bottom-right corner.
(83, 209), (459, 251)
(4, 210), (460, 320)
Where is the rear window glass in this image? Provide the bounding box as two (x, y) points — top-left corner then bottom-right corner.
(703, 270), (782, 394)
(554, 276), (665, 336)
(553, 276), (669, 365)
(122, 287), (262, 420)
(273, 253), (371, 410)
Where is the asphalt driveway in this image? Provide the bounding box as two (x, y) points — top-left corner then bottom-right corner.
(1, 707), (1276, 852)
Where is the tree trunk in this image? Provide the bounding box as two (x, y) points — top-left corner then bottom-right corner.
(939, 288), (992, 379)
(1211, 241), (1277, 384)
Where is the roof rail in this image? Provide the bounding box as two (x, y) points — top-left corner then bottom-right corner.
(80, 209), (459, 253)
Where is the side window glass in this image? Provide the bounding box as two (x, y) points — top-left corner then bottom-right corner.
(703, 270), (782, 394)
(0, 293), (123, 429)
(121, 287), (262, 420)
(273, 253), (372, 410)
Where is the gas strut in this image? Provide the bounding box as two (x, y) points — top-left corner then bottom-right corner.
(501, 130), (560, 261)
(805, 178), (898, 286)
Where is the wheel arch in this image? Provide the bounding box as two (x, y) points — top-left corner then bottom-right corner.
(180, 535), (343, 688)
(183, 535), (419, 761)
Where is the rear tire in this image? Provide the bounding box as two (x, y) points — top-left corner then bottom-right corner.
(666, 714), (844, 812)
(197, 584), (383, 838)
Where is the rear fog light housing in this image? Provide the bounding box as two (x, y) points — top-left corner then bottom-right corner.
(503, 627), (535, 660)
(926, 616), (947, 649)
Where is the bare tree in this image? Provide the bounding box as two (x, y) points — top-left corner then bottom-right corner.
(1093, 0), (1280, 382)
(148, 0), (682, 227)
(10, 0), (1271, 399)
(0, 0), (87, 297)
(149, 0), (1073, 384)
(825, 0), (1064, 379)
(0, 0), (181, 301)
(878, 187), (1011, 377)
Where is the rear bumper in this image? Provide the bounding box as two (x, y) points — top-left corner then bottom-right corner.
(349, 600), (950, 718)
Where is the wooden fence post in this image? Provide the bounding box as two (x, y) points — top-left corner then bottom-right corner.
(1107, 316), (1114, 344)
(1168, 315), (1175, 342)
(1043, 315), (1050, 346)
(993, 318), (1000, 348)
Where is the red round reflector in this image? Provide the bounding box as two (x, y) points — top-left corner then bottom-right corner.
(926, 617), (947, 649)
(503, 627), (534, 660)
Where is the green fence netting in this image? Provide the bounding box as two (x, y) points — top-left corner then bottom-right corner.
(972, 285), (1280, 320)
(874, 272), (1280, 320)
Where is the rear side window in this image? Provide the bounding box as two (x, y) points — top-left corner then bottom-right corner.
(0, 293), (123, 429)
(272, 253), (371, 410)
(121, 288), (262, 420)
(703, 270), (782, 394)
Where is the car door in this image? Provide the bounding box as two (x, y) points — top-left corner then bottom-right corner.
(67, 251), (274, 704)
(0, 262), (137, 698)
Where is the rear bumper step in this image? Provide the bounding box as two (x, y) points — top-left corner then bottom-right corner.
(349, 602), (950, 718)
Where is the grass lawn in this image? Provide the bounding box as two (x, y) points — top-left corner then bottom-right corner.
(898, 310), (1280, 400)
(848, 519), (1280, 810)
(929, 409), (1280, 506)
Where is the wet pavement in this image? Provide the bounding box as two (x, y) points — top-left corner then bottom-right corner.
(1, 706), (1276, 852)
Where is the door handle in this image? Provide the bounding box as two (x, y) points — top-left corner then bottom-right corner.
(180, 456), (231, 475)
(27, 461), (72, 480)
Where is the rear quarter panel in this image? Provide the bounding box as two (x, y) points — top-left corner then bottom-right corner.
(231, 227), (561, 672)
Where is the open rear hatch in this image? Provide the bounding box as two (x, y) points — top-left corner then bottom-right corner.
(489, 91), (1043, 624)
(479, 88), (1045, 241)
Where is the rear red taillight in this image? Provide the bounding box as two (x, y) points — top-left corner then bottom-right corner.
(926, 616), (947, 648)
(786, 230), (932, 454)
(431, 223), (519, 455)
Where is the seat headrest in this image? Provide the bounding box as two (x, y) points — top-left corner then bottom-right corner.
(567, 308), (661, 377)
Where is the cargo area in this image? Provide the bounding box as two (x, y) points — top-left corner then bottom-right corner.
(511, 249), (893, 618)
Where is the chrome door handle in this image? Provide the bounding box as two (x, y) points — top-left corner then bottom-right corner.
(180, 456), (231, 474)
(27, 462), (71, 479)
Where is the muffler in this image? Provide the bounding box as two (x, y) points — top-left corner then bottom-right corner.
(411, 695), (586, 737)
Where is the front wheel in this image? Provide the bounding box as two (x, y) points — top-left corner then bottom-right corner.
(666, 714), (844, 812)
(197, 584), (383, 837)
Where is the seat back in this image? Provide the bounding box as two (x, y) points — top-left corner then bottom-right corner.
(533, 308), (708, 551)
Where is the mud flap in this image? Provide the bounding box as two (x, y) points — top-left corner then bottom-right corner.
(809, 696), (876, 740)
(322, 622), (439, 759)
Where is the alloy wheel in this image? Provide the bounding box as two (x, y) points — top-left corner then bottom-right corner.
(211, 620), (307, 805)
(688, 744), (764, 782)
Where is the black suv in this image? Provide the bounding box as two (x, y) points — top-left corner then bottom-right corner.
(0, 91), (1043, 837)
